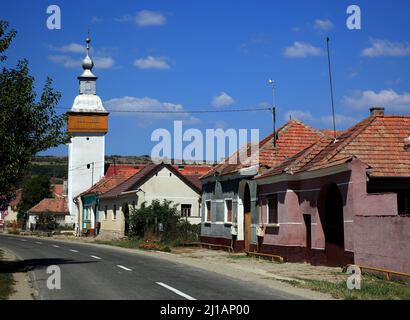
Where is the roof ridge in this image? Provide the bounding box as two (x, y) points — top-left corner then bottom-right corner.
(289, 137), (333, 172)
(320, 115), (377, 163)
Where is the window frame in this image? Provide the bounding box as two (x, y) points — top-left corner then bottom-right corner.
(224, 198), (233, 224)
(205, 200), (212, 222)
(181, 204), (192, 218)
(266, 195), (279, 226)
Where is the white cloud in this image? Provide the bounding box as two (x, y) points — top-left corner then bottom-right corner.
(285, 110), (313, 122)
(48, 55), (80, 68)
(319, 114), (357, 128)
(362, 39), (410, 57)
(52, 43), (85, 53)
(91, 16), (104, 23)
(284, 42), (322, 58)
(48, 55), (115, 69)
(343, 89), (410, 111)
(94, 56), (115, 69)
(134, 56), (170, 70)
(104, 96), (199, 125)
(135, 10), (166, 27)
(211, 92), (235, 107)
(48, 43), (115, 69)
(314, 19), (334, 31)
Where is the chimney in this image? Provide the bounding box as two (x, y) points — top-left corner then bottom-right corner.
(370, 107), (385, 116)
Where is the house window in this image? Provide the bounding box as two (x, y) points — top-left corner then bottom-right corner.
(267, 195), (278, 224)
(206, 201), (212, 222)
(104, 205), (108, 220)
(225, 199), (233, 223)
(113, 204), (117, 220)
(398, 191), (410, 215)
(85, 207), (91, 221)
(181, 204), (192, 217)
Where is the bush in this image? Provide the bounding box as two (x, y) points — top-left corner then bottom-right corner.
(129, 199), (179, 240)
(128, 199), (201, 244)
(35, 212), (57, 231)
(176, 220), (200, 243)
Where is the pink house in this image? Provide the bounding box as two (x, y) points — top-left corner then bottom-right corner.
(256, 108), (410, 272)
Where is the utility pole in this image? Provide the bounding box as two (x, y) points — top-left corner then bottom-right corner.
(326, 37), (338, 142)
(268, 79), (277, 148)
(91, 162), (94, 186)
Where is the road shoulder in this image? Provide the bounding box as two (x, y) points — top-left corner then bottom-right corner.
(0, 247), (34, 300)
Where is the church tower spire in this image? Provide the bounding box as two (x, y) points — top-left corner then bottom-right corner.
(78, 34), (98, 95)
(66, 33), (109, 233)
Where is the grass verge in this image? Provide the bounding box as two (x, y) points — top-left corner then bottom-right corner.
(0, 249), (15, 300)
(285, 274), (410, 300)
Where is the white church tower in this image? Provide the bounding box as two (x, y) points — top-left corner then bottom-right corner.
(66, 35), (108, 229)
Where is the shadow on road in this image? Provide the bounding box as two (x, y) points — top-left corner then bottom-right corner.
(0, 258), (98, 273)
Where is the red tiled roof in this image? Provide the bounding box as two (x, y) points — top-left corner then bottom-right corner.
(100, 163), (202, 199)
(258, 114), (410, 179)
(105, 164), (146, 177)
(172, 165), (211, 176)
(201, 120), (327, 179)
(9, 189), (22, 207)
(52, 184), (64, 198)
(28, 198), (69, 215)
(80, 165), (144, 197)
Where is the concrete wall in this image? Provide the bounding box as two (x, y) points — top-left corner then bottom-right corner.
(200, 176), (259, 249)
(67, 133), (105, 227)
(4, 206), (18, 223)
(257, 159), (399, 264)
(354, 215), (410, 274)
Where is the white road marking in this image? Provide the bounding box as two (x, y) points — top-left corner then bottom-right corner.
(156, 282), (196, 300)
(117, 265), (132, 271)
(21, 239), (27, 242)
(90, 255), (101, 260)
(52, 245), (60, 248)
(69, 249), (79, 253)
(35, 241), (43, 245)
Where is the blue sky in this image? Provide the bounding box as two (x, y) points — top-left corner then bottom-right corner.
(3, 0), (410, 157)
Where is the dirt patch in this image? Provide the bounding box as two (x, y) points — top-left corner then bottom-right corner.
(0, 248), (34, 300)
(172, 247), (344, 283)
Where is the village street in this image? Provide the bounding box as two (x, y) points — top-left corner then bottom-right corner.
(0, 234), (314, 300)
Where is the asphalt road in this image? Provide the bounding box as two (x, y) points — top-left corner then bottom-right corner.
(0, 234), (305, 300)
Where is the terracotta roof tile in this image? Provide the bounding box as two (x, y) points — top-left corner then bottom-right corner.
(100, 164), (203, 199)
(105, 164), (145, 177)
(9, 189), (22, 207)
(258, 114), (410, 179)
(28, 198), (69, 215)
(201, 120), (327, 179)
(80, 165), (143, 197)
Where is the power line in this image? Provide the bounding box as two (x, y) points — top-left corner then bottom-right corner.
(57, 107), (271, 114)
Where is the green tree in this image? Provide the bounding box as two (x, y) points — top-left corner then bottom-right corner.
(129, 199), (180, 239)
(35, 211), (57, 231)
(17, 175), (52, 225)
(0, 20), (68, 209)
